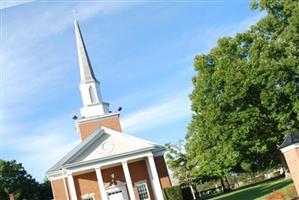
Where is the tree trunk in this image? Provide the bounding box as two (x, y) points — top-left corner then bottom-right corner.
(224, 177), (231, 191)
(219, 177), (225, 192)
(220, 177), (231, 192)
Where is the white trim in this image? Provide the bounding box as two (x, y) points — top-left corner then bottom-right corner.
(65, 147), (155, 168)
(63, 177), (70, 200)
(47, 171), (65, 181)
(50, 181), (56, 199)
(280, 143), (299, 153)
(147, 155), (165, 200)
(153, 150), (165, 157)
(48, 151), (154, 181)
(135, 180), (151, 200)
(145, 158), (155, 199)
(67, 174), (78, 200)
(105, 180), (129, 200)
(66, 151), (153, 175)
(95, 168), (108, 200)
(46, 126), (164, 176)
(47, 150), (167, 183)
(101, 127), (160, 146)
(75, 112), (120, 124)
(122, 161), (136, 200)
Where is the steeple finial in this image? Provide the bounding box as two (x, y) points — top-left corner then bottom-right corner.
(72, 10), (78, 21)
(74, 17), (97, 82)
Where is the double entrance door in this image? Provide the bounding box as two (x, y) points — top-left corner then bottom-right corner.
(106, 181), (129, 200)
(107, 190), (125, 200)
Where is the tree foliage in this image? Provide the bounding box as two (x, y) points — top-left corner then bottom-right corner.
(0, 160), (53, 200)
(165, 142), (193, 185)
(186, 0), (299, 179)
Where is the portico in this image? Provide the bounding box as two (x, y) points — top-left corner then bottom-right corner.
(47, 127), (171, 200)
(66, 155), (163, 200)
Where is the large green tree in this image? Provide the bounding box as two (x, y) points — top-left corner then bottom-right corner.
(0, 160), (53, 200)
(186, 0), (299, 180)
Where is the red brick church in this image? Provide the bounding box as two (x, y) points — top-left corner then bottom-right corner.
(46, 19), (172, 200)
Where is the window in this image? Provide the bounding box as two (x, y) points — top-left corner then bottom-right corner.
(89, 86), (97, 104)
(82, 198), (94, 200)
(136, 181), (150, 200)
(81, 193), (95, 200)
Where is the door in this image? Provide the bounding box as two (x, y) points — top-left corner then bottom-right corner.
(106, 183), (129, 200)
(107, 190), (124, 200)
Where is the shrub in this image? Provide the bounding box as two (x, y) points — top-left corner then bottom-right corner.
(163, 186), (183, 200)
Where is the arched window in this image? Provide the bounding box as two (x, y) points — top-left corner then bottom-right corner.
(89, 86), (97, 104)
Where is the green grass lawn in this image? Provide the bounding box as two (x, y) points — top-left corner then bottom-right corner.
(199, 177), (294, 200)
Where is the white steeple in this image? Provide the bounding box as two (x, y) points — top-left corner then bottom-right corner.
(74, 19), (109, 118)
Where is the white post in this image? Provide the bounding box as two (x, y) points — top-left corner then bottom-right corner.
(67, 174), (78, 200)
(95, 168), (108, 200)
(122, 161), (136, 200)
(145, 158), (157, 199)
(63, 177), (70, 200)
(147, 155), (165, 200)
(50, 181), (56, 199)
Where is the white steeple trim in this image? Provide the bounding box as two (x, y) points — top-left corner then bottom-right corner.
(74, 19), (109, 118)
(74, 20), (96, 82)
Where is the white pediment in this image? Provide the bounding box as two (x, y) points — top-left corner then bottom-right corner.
(71, 127), (157, 163)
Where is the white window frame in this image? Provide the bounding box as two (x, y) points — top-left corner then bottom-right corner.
(135, 180), (150, 200)
(81, 193), (95, 200)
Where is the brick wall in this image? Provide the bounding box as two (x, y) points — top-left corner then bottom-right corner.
(78, 115), (122, 140)
(283, 148), (299, 194)
(154, 156), (172, 188)
(74, 172), (101, 200)
(101, 165), (126, 184)
(129, 160), (155, 200)
(51, 178), (68, 200)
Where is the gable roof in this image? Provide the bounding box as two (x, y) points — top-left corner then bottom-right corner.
(278, 131), (299, 149)
(47, 127), (162, 174)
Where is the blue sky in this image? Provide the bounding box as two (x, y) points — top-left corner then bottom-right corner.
(1, 0), (264, 182)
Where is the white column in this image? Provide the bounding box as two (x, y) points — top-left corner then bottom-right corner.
(147, 155), (165, 200)
(67, 174), (77, 200)
(122, 161), (136, 200)
(145, 158), (156, 198)
(63, 177), (70, 200)
(50, 181), (56, 199)
(95, 168), (108, 200)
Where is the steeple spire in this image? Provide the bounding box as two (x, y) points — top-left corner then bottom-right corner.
(74, 19), (109, 118)
(74, 19), (97, 82)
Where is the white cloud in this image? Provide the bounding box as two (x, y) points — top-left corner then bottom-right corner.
(201, 12), (266, 52)
(4, 114), (79, 181)
(1, 1), (138, 116)
(1, 1), (138, 181)
(122, 88), (191, 133)
(120, 13), (266, 134)
(0, 0), (34, 10)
